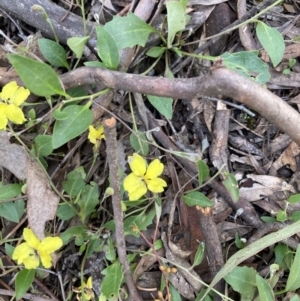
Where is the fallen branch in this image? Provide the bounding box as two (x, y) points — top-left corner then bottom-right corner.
(60, 66), (300, 145)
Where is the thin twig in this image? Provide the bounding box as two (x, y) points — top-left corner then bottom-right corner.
(103, 117), (142, 301)
(0, 288), (57, 301)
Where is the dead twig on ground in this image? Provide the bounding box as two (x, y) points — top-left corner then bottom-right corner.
(103, 117), (143, 301)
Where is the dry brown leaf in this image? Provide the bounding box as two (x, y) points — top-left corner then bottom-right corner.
(272, 141), (300, 175)
(240, 174), (295, 202)
(26, 156), (60, 240)
(281, 141), (299, 172)
(133, 248), (165, 283)
(168, 240), (192, 259)
(0, 132), (60, 239)
(203, 100), (215, 133)
(0, 132), (27, 180)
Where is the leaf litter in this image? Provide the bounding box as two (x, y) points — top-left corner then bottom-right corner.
(1, 0), (300, 300)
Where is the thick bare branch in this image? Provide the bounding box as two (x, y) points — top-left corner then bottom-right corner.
(60, 67), (300, 145)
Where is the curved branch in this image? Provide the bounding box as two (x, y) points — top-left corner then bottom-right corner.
(60, 67), (300, 145)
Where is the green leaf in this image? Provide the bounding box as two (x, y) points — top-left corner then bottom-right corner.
(15, 269), (35, 300)
(166, 1), (186, 48)
(78, 182), (99, 221)
(256, 274), (274, 301)
(197, 160), (209, 185)
(28, 108), (36, 120)
(60, 226), (87, 244)
(274, 244), (293, 270)
(276, 210), (287, 222)
(183, 191), (214, 207)
(235, 233), (245, 249)
(288, 193), (300, 204)
(67, 86), (89, 98)
(0, 200), (25, 223)
(224, 266), (256, 300)
(105, 236), (116, 262)
(169, 283), (182, 301)
(53, 106), (69, 120)
(256, 21), (285, 67)
(0, 183), (22, 200)
(124, 209), (156, 237)
(261, 216), (276, 223)
(286, 245), (300, 291)
(130, 131), (149, 156)
(222, 171), (239, 202)
(192, 241), (205, 267)
(96, 26), (120, 70)
(62, 167), (86, 198)
(195, 289), (213, 301)
(56, 203), (77, 220)
(221, 51), (270, 85)
(290, 296), (300, 301)
(290, 211), (300, 222)
(104, 13), (157, 50)
(38, 38), (70, 69)
(147, 95), (173, 119)
(146, 46), (166, 58)
(84, 61), (107, 68)
(52, 103), (93, 149)
(5, 243), (15, 258)
(101, 262), (123, 300)
(67, 36), (89, 59)
(8, 54), (67, 97)
(86, 238), (102, 258)
(34, 135), (53, 157)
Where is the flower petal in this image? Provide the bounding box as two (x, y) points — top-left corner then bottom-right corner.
(124, 173), (142, 192)
(12, 242), (39, 269)
(145, 159), (164, 179)
(0, 105), (8, 130)
(88, 125), (105, 144)
(23, 228), (40, 249)
(5, 104), (26, 124)
(146, 177), (167, 193)
(39, 252), (53, 268)
(22, 255), (40, 269)
(86, 277), (93, 289)
(128, 183), (147, 200)
(0, 81), (18, 101)
(38, 236), (62, 268)
(38, 237), (63, 254)
(12, 243), (35, 263)
(10, 86), (30, 106)
(128, 153), (146, 177)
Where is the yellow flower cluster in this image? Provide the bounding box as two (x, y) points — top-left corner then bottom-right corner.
(123, 153), (167, 201)
(12, 228), (63, 269)
(88, 125), (105, 149)
(73, 277), (94, 301)
(0, 81), (29, 130)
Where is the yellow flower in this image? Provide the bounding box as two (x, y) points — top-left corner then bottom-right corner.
(88, 125), (105, 148)
(74, 277), (94, 301)
(123, 153), (167, 201)
(0, 81), (29, 130)
(12, 228), (63, 269)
